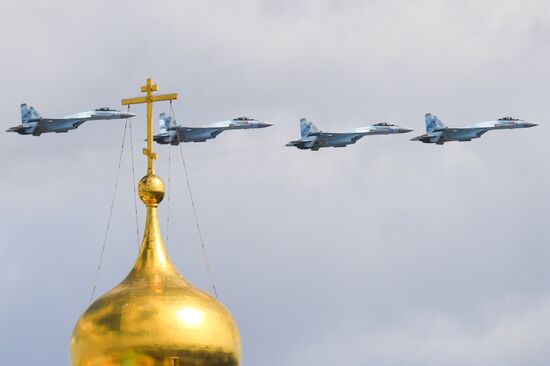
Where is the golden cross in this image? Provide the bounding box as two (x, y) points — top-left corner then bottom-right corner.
(121, 78), (178, 175)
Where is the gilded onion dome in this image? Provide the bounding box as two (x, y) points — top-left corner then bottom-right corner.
(70, 174), (242, 365)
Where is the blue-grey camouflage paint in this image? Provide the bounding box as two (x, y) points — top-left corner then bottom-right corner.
(411, 114), (538, 145)
(153, 113), (273, 145)
(286, 118), (412, 151)
(7, 104), (135, 136)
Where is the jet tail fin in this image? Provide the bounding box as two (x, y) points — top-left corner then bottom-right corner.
(425, 113), (445, 133)
(21, 103), (41, 123)
(300, 118), (320, 138)
(159, 112), (177, 132)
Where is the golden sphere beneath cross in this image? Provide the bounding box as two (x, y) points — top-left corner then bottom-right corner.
(138, 174), (165, 206)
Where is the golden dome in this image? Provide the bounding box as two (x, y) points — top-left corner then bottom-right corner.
(71, 174), (242, 366)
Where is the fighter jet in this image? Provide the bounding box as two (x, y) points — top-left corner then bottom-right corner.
(6, 103), (136, 136)
(153, 113), (273, 145)
(285, 118), (413, 151)
(411, 113), (538, 145)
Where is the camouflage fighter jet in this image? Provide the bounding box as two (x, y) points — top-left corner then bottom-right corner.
(411, 113), (538, 145)
(285, 118), (412, 151)
(153, 113), (272, 145)
(7, 103), (135, 136)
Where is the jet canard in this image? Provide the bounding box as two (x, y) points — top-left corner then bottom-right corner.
(6, 104), (135, 136)
(411, 114), (538, 145)
(285, 118), (412, 151)
(153, 113), (273, 145)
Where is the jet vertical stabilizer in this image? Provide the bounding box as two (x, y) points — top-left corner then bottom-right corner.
(159, 112), (177, 132)
(300, 118), (320, 138)
(425, 113), (445, 132)
(21, 103), (41, 123)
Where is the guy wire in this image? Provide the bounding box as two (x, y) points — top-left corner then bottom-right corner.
(170, 102), (219, 299)
(90, 118), (128, 303)
(127, 105), (141, 252)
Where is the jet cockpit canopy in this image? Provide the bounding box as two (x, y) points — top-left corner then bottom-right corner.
(498, 117), (519, 121)
(233, 117), (255, 121)
(95, 107), (118, 112)
(373, 122), (394, 127)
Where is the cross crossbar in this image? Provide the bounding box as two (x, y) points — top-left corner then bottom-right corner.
(121, 78), (178, 176)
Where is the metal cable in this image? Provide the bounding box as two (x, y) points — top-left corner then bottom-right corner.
(177, 143), (219, 298)
(127, 106), (141, 252)
(90, 119), (128, 303)
(169, 102), (219, 298)
(165, 105), (174, 289)
(166, 107), (172, 247)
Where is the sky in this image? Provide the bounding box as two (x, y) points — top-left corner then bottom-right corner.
(1, 0), (550, 365)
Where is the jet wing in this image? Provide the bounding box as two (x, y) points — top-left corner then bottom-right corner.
(33, 118), (88, 135)
(433, 127), (466, 133)
(447, 128), (467, 133)
(176, 126), (225, 141)
(38, 119), (62, 124)
(318, 132), (364, 146)
(32, 118), (69, 126)
(71, 119), (88, 128)
(434, 127), (490, 137)
(319, 132), (349, 137)
(178, 126), (224, 134)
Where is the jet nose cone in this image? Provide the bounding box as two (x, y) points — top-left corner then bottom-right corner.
(124, 112), (137, 118)
(525, 122), (538, 128)
(261, 122), (273, 128)
(400, 128), (413, 133)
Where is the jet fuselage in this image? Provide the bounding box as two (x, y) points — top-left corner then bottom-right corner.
(411, 114), (537, 145)
(154, 116), (272, 145)
(286, 119), (412, 151)
(7, 105), (135, 136)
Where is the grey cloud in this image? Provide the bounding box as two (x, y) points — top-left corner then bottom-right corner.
(1, 0), (550, 365)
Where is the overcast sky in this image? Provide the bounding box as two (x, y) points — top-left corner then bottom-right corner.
(1, 0), (550, 365)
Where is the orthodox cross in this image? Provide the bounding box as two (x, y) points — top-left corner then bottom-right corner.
(121, 78), (178, 175)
